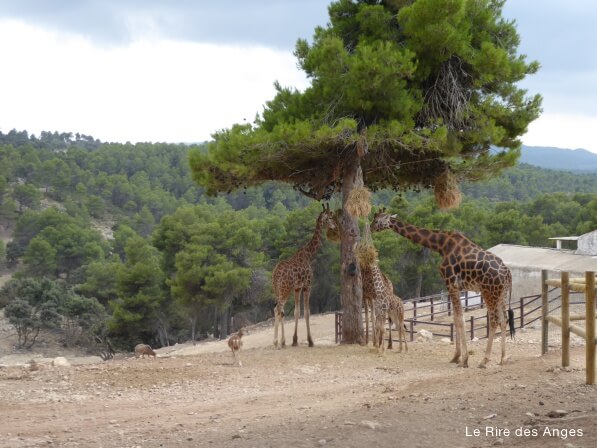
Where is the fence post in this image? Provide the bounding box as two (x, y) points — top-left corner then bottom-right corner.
(447, 298), (451, 317)
(409, 319), (414, 342)
(520, 297), (525, 329)
(430, 297), (434, 322)
(541, 270), (549, 355)
(586, 271), (595, 385)
(465, 291), (469, 312)
(413, 301), (417, 320)
(561, 272), (570, 367)
(335, 311), (343, 344)
(450, 323), (454, 342)
(470, 316), (474, 340)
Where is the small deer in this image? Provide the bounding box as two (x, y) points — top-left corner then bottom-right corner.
(134, 343), (156, 359)
(227, 328), (244, 366)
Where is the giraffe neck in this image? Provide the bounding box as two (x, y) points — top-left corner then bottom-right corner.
(300, 214), (324, 260)
(387, 219), (447, 254)
(370, 263), (382, 283)
(370, 264), (385, 294)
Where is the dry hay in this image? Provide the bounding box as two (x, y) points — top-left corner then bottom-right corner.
(355, 242), (378, 268)
(434, 170), (461, 210)
(345, 186), (372, 218)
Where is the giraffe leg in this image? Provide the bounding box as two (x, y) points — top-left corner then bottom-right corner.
(498, 302), (508, 365)
(448, 291), (462, 365)
(479, 309), (498, 368)
(278, 302), (286, 348)
(387, 316), (393, 350)
(375, 313), (385, 355)
(292, 289), (301, 346)
(457, 308), (468, 368)
(398, 308), (407, 353)
(273, 303), (280, 348)
(364, 303), (369, 345)
(450, 292), (468, 367)
(371, 304), (377, 348)
(303, 285), (314, 347)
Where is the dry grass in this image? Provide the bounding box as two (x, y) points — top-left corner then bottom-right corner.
(345, 186), (372, 218)
(434, 170), (461, 210)
(355, 243), (378, 268)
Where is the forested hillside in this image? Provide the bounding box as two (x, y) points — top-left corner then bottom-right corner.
(0, 129), (595, 352)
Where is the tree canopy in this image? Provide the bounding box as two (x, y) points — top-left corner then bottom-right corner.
(189, 0), (542, 343)
(191, 0), (541, 199)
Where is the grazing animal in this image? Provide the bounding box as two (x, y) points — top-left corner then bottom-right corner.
(371, 208), (513, 368)
(362, 264), (407, 352)
(387, 293), (408, 353)
(272, 204), (336, 348)
(134, 344), (156, 359)
(227, 328), (244, 366)
(368, 263), (394, 354)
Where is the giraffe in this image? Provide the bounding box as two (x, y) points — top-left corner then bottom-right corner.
(362, 264), (408, 352)
(368, 262), (393, 354)
(387, 293), (408, 353)
(371, 208), (513, 368)
(272, 204), (336, 348)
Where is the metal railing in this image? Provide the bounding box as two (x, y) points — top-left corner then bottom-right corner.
(335, 288), (585, 343)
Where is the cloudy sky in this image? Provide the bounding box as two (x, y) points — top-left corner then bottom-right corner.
(0, 0), (596, 153)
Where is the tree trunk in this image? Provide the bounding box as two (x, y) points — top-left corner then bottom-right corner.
(190, 316), (197, 343)
(340, 158), (364, 344)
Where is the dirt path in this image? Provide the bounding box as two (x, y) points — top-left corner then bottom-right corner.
(0, 313), (595, 448)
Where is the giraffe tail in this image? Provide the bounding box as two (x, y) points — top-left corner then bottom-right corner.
(507, 308), (515, 339)
(507, 282), (515, 339)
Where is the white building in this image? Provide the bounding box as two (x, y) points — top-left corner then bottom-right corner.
(489, 230), (597, 298)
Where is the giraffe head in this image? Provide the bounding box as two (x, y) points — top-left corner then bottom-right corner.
(371, 207), (394, 232)
(320, 203), (337, 231)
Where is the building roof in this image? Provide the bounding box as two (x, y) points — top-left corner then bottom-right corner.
(488, 244), (597, 273)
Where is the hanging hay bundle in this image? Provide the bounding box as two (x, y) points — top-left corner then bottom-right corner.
(326, 209), (342, 243)
(434, 170), (462, 210)
(355, 242), (378, 267)
(346, 186), (372, 218)
(355, 220), (378, 267)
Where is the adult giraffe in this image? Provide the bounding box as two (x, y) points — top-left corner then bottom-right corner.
(371, 208), (514, 368)
(272, 204), (336, 348)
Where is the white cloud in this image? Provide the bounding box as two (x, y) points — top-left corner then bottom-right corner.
(522, 112), (597, 153)
(0, 19), (308, 143)
(2, 19), (597, 155)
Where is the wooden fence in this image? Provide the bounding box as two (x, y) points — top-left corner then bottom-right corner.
(335, 288), (575, 344)
(541, 270), (596, 385)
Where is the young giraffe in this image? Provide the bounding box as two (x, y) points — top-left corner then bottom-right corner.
(362, 264), (408, 352)
(387, 293), (408, 353)
(272, 204), (336, 348)
(371, 208), (513, 368)
(368, 262), (394, 354)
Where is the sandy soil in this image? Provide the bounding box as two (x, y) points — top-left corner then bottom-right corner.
(0, 313), (595, 448)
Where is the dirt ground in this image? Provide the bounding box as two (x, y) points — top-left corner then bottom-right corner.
(0, 313), (595, 448)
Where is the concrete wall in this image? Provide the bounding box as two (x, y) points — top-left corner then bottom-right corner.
(577, 231), (597, 255)
(509, 267), (586, 300)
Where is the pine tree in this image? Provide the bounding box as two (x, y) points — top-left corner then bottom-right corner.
(190, 0), (541, 342)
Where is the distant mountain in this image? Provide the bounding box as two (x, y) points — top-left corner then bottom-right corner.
(519, 146), (597, 171)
